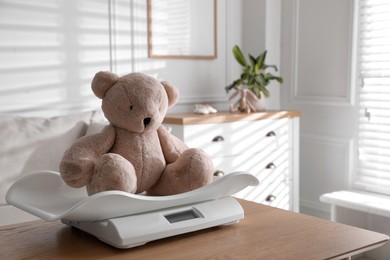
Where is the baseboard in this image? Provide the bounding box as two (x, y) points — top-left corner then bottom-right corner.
(300, 199), (330, 220)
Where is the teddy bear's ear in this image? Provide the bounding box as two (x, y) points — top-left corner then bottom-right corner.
(161, 81), (179, 107)
(91, 71), (120, 99)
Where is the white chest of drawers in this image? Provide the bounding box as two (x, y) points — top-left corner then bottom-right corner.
(163, 111), (300, 212)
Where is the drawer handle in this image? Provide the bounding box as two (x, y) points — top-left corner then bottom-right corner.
(265, 162), (276, 169)
(265, 195), (276, 202)
(266, 131), (276, 137)
(212, 136), (225, 142)
(213, 170), (225, 177)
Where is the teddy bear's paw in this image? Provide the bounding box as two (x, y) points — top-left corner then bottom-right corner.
(59, 159), (95, 188)
(183, 148), (214, 190)
(147, 148), (214, 196)
(87, 153), (137, 196)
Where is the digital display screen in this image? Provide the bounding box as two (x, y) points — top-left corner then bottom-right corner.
(164, 209), (200, 223)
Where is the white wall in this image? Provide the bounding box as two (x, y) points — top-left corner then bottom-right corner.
(0, 0), (281, 117)
(280, 0), (357, 219)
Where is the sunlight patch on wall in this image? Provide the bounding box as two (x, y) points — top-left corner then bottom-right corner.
(0, 0), (111, 116)
(0, 0), (176, 116)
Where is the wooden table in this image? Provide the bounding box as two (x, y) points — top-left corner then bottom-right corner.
(1, 200), (388, 260)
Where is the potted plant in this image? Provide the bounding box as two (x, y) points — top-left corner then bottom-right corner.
(226, 45), (283, 113)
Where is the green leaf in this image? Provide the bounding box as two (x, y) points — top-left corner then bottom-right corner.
(260, 86), (270, 98)
(255, 74), (267, 87)
(225, 79), (242, 92)
(247, 75), (256, 86)
(232, 45), (247, 67)
(264, 73), (284, 84)
(263, 64), (278, 71)
(249, 55), (256, 68)
(257, 50), (267, 69)
(241, 66), (252, 81)
(250, 54), (261, 74)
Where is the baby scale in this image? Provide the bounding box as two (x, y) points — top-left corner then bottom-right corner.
(6, 171), (259, 249)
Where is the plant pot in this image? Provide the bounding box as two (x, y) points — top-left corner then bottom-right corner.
(229, 89), (267, 113)
(247, 94), (266, 111)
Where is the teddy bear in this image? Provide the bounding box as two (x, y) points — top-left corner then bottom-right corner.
(59, 72), (214, 196)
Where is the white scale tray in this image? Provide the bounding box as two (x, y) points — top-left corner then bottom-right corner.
(6, 171), (259, 248)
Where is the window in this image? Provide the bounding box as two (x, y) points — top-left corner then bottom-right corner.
(355, 0), (390, 195)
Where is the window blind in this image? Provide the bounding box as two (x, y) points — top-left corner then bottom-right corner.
(355, 0), (390, 194)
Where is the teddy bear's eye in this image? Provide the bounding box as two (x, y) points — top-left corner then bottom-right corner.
(130, 105), (133, 111)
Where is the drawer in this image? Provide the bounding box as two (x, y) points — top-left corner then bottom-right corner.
(234, 180), (291, 210)
(182, 118), (290, 157)
(212, 144), (291, 184)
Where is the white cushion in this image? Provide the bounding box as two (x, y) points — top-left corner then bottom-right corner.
(86, 121), (109, 136)
(0, 112), (93, 205)
(86, 109), (108, 135)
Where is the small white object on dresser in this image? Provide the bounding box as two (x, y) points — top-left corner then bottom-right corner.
(163, 111), (300, 212)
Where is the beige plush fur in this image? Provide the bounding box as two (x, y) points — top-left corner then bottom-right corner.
(60, 72), (214, 196)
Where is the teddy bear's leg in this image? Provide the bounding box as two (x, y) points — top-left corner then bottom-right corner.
(147, 148), (214, 196)
(86, 153), (137, 196)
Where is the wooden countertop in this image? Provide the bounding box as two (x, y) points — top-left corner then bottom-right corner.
(0, 199), (387, 260)
(163, 110), (301, 125)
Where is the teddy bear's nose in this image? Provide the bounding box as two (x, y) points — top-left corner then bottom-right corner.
(143, 117), (151, 127)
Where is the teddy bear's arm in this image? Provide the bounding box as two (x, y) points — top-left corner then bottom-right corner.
(157, 125), (188, 164)
(59, 125), (116, 188)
